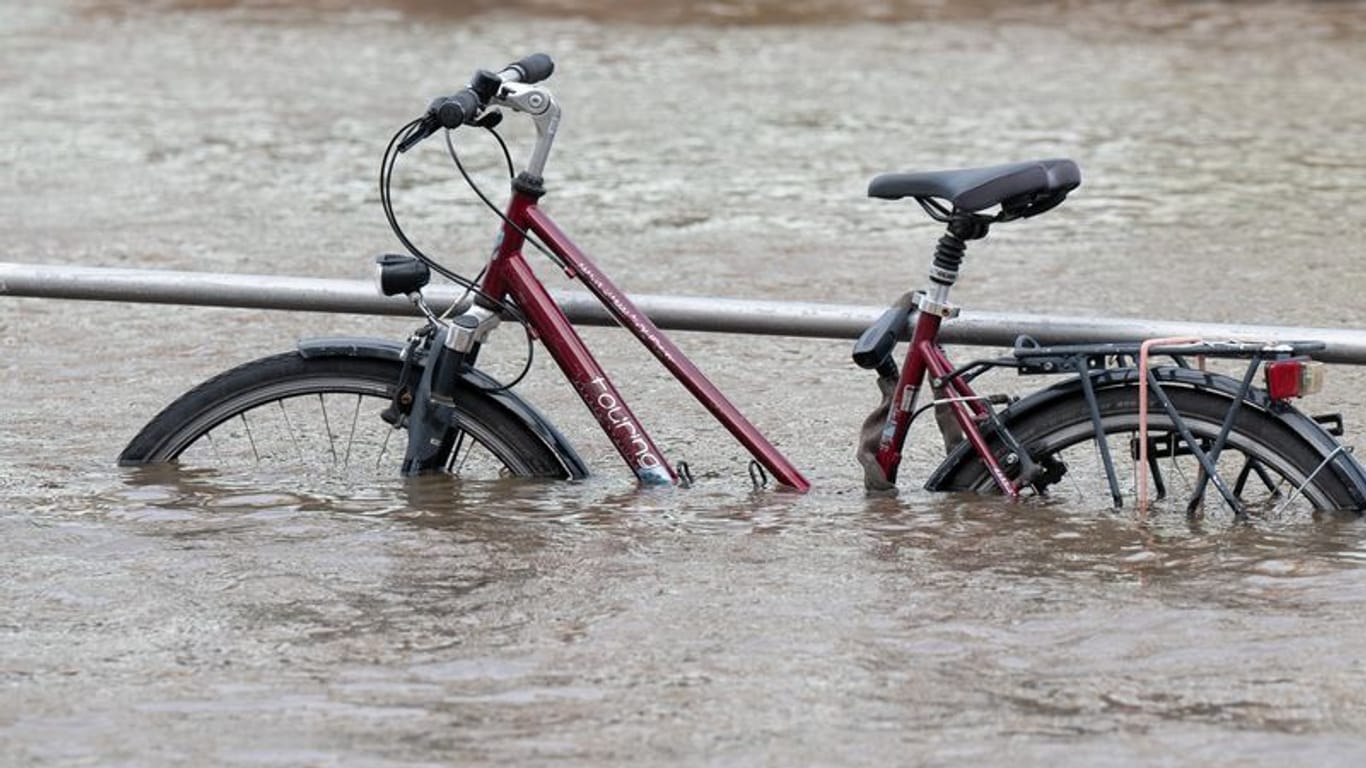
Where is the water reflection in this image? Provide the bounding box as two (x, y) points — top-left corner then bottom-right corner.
(865, 494), (1366, 582)
(117, 461), (1366, 576)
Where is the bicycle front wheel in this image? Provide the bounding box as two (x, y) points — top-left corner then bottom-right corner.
(118, 352), (571, 482)
(934, 384), (1362, 516)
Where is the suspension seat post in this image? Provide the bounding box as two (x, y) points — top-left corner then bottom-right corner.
(922, 211), (991, 314)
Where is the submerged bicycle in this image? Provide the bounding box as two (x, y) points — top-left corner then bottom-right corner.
(119, 54), (1366, 517)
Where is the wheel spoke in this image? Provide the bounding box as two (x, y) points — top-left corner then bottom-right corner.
(307, 393), (332, 465)
(240, 412), (260, 464)
(377, 426), (394, 470)
(343, 394), (362, 468)
(278, 399), (304, 463)
(448, 429), (471, 476)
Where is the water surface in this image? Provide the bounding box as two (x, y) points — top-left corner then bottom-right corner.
(4, 1), (1366, 764)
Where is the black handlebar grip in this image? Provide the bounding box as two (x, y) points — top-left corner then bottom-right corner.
(505, 53), (554, 84)
(434, 89), (481, 129)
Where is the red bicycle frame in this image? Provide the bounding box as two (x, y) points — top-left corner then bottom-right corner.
(477, 182), (811, 492)
(872, 307), (1019, 498)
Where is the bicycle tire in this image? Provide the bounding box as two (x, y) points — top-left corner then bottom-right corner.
(118, 352), (570, 481)
(933, 383), (1360, 515)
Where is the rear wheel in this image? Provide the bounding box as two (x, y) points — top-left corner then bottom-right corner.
(936, 385), (1360, 516)
(119, 352), (570, 482)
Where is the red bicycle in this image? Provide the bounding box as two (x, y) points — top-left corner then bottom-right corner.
(120, 54), (1366, 517)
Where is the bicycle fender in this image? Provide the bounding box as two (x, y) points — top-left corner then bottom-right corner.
(297, 336), (589, 479)
(924, 365), (1366, 507)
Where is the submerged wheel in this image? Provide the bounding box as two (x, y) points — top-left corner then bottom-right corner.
(936, 384), (1361, 516)
(118, 352), (571, 482)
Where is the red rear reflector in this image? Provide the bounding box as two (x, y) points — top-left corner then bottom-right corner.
(1265, 358), (1324, 401)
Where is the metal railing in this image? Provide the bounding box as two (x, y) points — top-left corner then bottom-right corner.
(6, 261), (1366, 364)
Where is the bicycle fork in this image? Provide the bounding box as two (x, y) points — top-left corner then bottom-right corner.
(397, 306), (502, 475)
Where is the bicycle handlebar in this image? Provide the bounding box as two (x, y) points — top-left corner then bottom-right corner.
(433, 89), (483, 130)
(499, 53), (554, 84)
(397, 53), (555, 153)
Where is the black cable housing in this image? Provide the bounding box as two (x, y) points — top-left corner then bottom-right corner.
(443, 128), (567, 271)
(380, 118), (542, 393)
(379, 119), (522, 320)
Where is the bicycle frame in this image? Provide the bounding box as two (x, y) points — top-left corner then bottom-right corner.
(872, 306), (1019, 497)
(476, 177), (811, 492)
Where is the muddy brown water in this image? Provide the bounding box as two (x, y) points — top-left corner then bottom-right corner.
(5, 1), (1366, 764)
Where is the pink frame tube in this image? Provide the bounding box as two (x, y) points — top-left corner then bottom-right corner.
(480, 189), (810, 492)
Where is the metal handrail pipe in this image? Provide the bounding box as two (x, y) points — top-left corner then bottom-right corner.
(6, 261), (1366, 364)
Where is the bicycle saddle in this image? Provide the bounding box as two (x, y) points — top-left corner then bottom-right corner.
(868, 158), (1081, 219)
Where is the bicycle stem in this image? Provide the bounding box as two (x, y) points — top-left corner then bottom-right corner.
(495, 83), (561, 178)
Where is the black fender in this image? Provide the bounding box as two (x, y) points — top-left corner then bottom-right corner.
(925, 365), (1366, 507)
(297, 336), (589, 479)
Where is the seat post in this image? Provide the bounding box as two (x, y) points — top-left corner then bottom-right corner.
(924, 212), (992, 307)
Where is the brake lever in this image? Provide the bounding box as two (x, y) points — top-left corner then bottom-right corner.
(396, 113), (440, 153)
(473, 109), (503, 129)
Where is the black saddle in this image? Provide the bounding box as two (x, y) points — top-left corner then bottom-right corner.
(868, 158), (1081, 220)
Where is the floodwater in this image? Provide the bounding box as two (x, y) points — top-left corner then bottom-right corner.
(5, 0), (1366, 764)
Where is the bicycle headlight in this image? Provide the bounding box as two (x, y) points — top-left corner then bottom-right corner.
(373, 253), (430, 297)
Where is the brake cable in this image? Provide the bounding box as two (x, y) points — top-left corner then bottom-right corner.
(443, 126), (569, 272)
(380, 119), (538, 394)
(379, 119), (524, 321)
